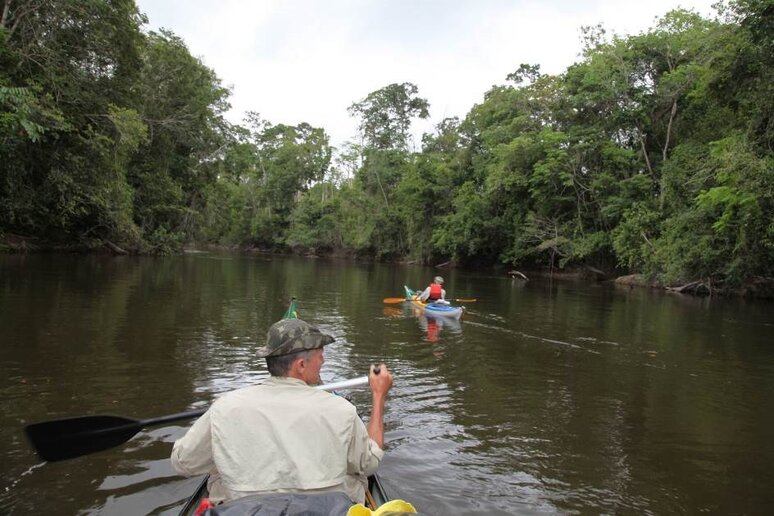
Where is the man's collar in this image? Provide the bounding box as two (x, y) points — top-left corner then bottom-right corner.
(264, 376), (310, 387)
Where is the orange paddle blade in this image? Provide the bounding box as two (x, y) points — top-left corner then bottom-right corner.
(383, 297), (407, 304)
(452, 298), (477, 303)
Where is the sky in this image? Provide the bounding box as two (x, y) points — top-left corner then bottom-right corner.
(134, 0), (719, 149)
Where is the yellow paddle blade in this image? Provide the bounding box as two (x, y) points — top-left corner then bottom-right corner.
(452, 298), (477, 302)
(347, 499), (418, 515)
(383, 297), (406, 304)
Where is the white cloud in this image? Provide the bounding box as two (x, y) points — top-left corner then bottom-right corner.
(135, 0), (718, 149)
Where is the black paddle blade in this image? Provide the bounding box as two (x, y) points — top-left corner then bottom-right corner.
(25, 415), (142, 462)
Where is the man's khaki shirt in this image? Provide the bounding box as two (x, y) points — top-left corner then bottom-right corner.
(171, 376), (384, 503)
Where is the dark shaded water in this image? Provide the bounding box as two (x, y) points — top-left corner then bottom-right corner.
(1, 253), (773, 515)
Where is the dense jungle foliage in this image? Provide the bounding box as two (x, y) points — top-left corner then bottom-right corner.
(1, 1), (772, 291)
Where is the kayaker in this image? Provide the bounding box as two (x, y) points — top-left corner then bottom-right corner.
(170, 319), (393, 506)
(418, 275), (447, 303)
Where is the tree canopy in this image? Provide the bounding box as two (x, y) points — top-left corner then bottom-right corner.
(1, 0), (771, 293)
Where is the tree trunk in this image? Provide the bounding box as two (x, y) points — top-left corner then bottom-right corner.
(639, 131), (655, 180)
(1, 1), (11, 30)
(663, 99), (678, 162)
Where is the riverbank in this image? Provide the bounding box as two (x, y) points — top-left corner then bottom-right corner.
(0, 233), (132, 254)
(503, 268), (774, 300)
(4, 234), (773, 299)
(613, 274), (774, 299)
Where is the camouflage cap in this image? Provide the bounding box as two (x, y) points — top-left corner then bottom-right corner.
(256, 319), (335, 358)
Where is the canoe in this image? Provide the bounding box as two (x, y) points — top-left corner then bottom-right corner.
(404, 286), (463, 319)
(178, 473), (391, 515)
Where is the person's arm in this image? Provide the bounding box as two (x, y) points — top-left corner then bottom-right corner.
(441, 288), (446, 300)
(366, 363), (393, 448)
(170, 408), (215, 476)
(418, 286), (431, 302)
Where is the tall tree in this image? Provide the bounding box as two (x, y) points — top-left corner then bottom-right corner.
(348, 82), (429, 151)
(129, 30), (231, 251)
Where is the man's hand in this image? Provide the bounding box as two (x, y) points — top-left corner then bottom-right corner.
(369, 363), (393, 398)
(367, 364), (392, 449)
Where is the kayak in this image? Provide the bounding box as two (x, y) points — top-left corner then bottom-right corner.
(404, 286), (463, 319)
(178, 473), (391, 515)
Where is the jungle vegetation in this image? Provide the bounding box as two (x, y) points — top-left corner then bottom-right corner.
(1, 1), (772, 292)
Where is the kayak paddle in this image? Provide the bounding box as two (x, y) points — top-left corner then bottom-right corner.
(383, 297), (476, 303)
(25, 375), (373, 462)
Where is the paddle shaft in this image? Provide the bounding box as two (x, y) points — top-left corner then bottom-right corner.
(26, 372), (377, 462)
(95, 376), (371, 430)
(99, 377), (371, 430)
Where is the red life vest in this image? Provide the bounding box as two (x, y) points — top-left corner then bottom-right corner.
(428, 283), (443, 300)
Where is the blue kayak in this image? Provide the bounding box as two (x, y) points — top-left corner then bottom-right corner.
(404, 286), (463, 319)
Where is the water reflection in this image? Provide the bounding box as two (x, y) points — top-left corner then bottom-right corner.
(414, 312), (462, 342)
(382, 306), (403, 318)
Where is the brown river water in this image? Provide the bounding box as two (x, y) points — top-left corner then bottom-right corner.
(1, 252), (773, 515)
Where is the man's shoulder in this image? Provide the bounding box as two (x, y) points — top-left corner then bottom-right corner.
(299, 390), (360, 423)
(210, 384), (259, 406)
(311, 389), (358, 409)
(213, 382), (356, 409)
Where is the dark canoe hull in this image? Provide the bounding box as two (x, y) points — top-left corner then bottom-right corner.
(178, 475), (209, 516)
(178, 473), (390, 515)
(368, 473), (390, 507)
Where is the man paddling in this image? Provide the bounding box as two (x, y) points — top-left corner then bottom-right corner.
(170, 319), (393, 505)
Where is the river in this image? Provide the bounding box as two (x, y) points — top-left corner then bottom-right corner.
(1, 252), (772, 515)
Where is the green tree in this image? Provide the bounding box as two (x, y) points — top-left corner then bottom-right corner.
(129, 30), (231, 251)
(0, 0), (147, 247)
(348, 82), (429, 151)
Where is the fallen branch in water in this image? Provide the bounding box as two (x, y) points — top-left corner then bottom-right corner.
(508, 270), (528, 280)
(582, 265), (607, 281)
(666, 279), (712, 296)
(103, 240), (128, 255)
